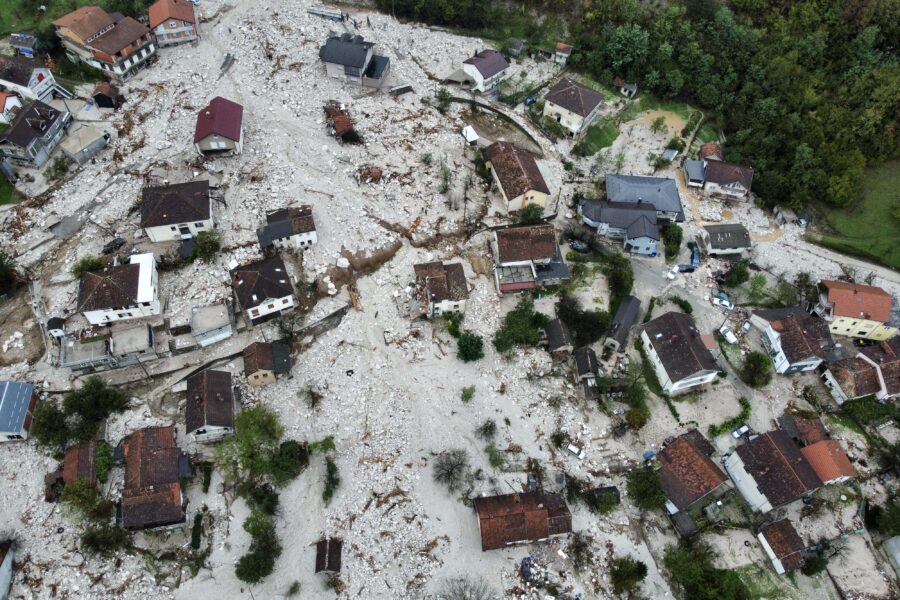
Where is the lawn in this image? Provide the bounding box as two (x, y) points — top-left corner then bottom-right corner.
(814, 160), (900, 270)
(575, 119), (619, 155)
(0, 0), (105, 36)
(0, 177), (19, 205)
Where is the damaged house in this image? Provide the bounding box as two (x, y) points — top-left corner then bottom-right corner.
(140, 180), (212, 242)
(230, 255), (296, 325)
(473, 491), (572, 551)
(243, 341), (292, 386)
(256, 205), (317, 251)
(659, 431), (729, 516)
(684, 157), (754, 200)
(699, 224), (752, 257)
(412, 261), (468, 319)
(0, 100), (71, 168)
(750, 308), (833, 374)
(543, 319), (574, 360)
(186, 369), (235, 442)
(77, 253), (160, 326)
(812, 280), (898, 341)
(541, 77), (603, 136)
(118, 426), (189, 530)
(0, 55), (71, 102)
(318, 32), (390, 88)
(641, 312), (719, 395)
(485, 141), (550, 213)
(604, 295), (641, 353)
(62, 442), (97, 486)
(323, 100), (356, 142)
(194, 96), (243, 155)
(758, 520), (807, 575)
(492, 224), (570, 293)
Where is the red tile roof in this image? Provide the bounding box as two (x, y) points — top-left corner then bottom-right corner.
(800, 440), (857, 483)
(495, 224), (557, 264)
(149, 0), (196, 29)
(62, 442), (96, 485)
(473, 491), (571, 551)
(53, 6), (115, 40)
(659, 433), (727, 511)
(822, 280), (893, 322)
(699, 142), (723, 161)
(485, 141), (549, 201)
(194, 97), (243, 143)
(760, 520), (806, 572)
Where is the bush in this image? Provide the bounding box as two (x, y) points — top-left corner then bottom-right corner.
(708, 396), (752, 437)
(460, 385), (476, 403)
(308, 435), (337, 454)
(436, 575), (495, 600)
(666, 137), (686, 151)
(550, 429), (568, 448)
(625, 407), (650, 430)
(724, 259), (750, 287)
(189, 229), (221, 263)
(662, 224), (683, 261)
(435, 87), (452, 112)
(740, 351), (772, 388)
(268, 440), (310, 486)
(80, 525), (129, 556)
(235, 550), (276, 584)
(32, 379), (130, 450)
(433, 449), (469, 491)
(200, 462), (213, 493)
(626, 467), (666, 511)
(241, 482), (279, 515)
(0, 251), (22, 297)
(663, 543), (749, 600)
(95, 441), (112, 484)
(323, 457), (341, 505)
(650, 116), (667, 133)
(748, 273), (768, 304)
(556, 295), (610, 347)
(71, 255), (107, 279)
(445, 312), (463, 338)
(801, 553), (828, 576)
(30, 401), (70, 450)
(475, 419), (497, 440)
(484, 444), (505, 468)
(610, 555), (648, 595)
(518, 203), (544, 225)
(46, 156), (72, 182)
(457, 331), (484, 362)
(493, 296), (549, 352)
(60, 479), (113, 523)
(191, 513), (203, 549)
(874, 496), (900, 536)
(569, 532), (594, 573)
(668, 294), (693, 314)
(215, 405), (284, 482)
(602, 253), (634, 314)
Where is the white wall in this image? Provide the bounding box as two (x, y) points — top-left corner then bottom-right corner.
(725, 453), (773, 513)
(82, 254), (161, 326)
(146, 216), (212, 243)
(245, 294), (295, 322)
(190, 424), (233, 443)
(272, 230), (317, 251)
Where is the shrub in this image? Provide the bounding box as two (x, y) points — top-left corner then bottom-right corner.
(46, 156), (72, 182)
(189, 229), (221, 263)
(60, 479), (113, 522)
(626, 467), (666, 511)
(191, 513), (203, 549)
(235, 550), (276, 584)
(287, 581), (301, 596)
(200, 462), (213, 493)
(215, 405), (283, 482)
(601, 253), (634, 313)
(484, 444), (505, 468)
(568, 532), (594, 573)
(62, 376), (129, 443)
(610, 555), (648, 595)
(308, 435), (336, 454)
(741, 351), (773, 388)
(662, 224), (683, 261)
(80, 525), (129, 556)
(518, 203), (544, 225)
(457, 331), (484, 362)
(436, 575), (495, 600)
(445, 312), (463, 338)
(475, 419), (497, 440)
(748, 273), (768, 303)
(71, 255), (107, 279)
(724, 259), (750, 287)
(668, 294), (693, 314)
(268, 440), (310, 486)
(801, 552), (828, 576)
(241, 482), (280, 515)
(323, 457), (340, 505)
(460, 385), (476, 403)
(493, 295), (549, 352)
(433, 449), (469, 491)
(95, 441), (112, 484)
(0, 251), (22, 297)
(30, 401), (70, 450)
(650, 116), (667, 133)
(435, 87), (452, 112)
(666, 137), (686, 151)
(556, 295), (610, 347)
(663, 544), (749, 600)
(625, 407), (650, 430)
(550, 429), (568, 448)
(708, 396), (752, 437)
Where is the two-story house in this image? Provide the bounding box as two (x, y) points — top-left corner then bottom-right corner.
(318, 33), (390, 88)
(812, 280), (898, 340)
(412, 261), (468, 319)
(542, 77), (603, 136)
(0, 92), (22, 125)
(0, 100), (71, 168)
(485, 141), (550, 213)
(0, 55), (71, 102)
(149, 0), (199, 47)
(194, 96), (243, 154)
(141, 180), (212, 242)
(462, 49), (509, 93)
(77, 253), (160, 326)
(605, 174), (684, 223)
(641, 312), (719, 395)
(823, 337), (900, 404)
(53, 6), (157, 81)
(699, 224), (752, 256)
(493, 224), (570, 293)
(683, 158), (754, 200)
(230, 255), (296, 325)
(185, 369), (234, 442)
(256, 205), (317, 251)
(579, 200), (659, 256)
(750, 308), (834, 374)
(659, 431), (729, 515)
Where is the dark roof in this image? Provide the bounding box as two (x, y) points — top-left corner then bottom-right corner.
(140, 180), (210, 228)
(414, 262), (468, 303)
(626, 214), (659, 240)
(545, 319), (573, 352)
(121, 426), (186, 529)
(463, 49), (509, 78)
(605, 174), (684, 221)
(735, 430), (822, 507)
(659, 432), (727, 511)
(77, 262), (140, 312)
(754, 308), (833, 364)
(485, 141), (549, 200)
(93, 82), (120, 99)
(684, 159), (705, 182)
(256, 205), (316, 249)
(194, 97), (243, 143)
(62, 442), (96, 485)
(574, 346), (598, 376)
(607, 296), (641, 346)
(47, 317), (65, 331)
(682, 429), (716, 456)
(185, 369), (234, 433)
(703, 224), (751, 250)
(230, 255), (294, 310)
(703, 160), (753, 191)
(829, 357), (881, 399)
(318, 33), (374, 67)
(365, 54), (390, 79)
(122, 482), (184, 529)
(90, 17), (148, 55)
(244, 341), (291, 375)
(271, 340), (292, 374)
(315, 538), (343, 573)
(473, 491), (571, 551)
(0, 55), (38, 86)
(777, 415), (829, 446)
(859, 337), (900, 396)
(760, 520), (806, 572)
(0, 100), (65, 149)
(0, 380), (34, 434)
(495, 224), (557, 263)
(544, 78), (603, 118)
(643, 312), (718, 382)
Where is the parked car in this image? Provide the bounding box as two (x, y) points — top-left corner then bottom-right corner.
(677, 264), (695, 273)
(712, 296), (735, 311)
(102, 237), (126, 254)
(666, 265), (679, 280)
(569, 240), (589, 252)
(731, 425), (750, 439)
(720, 326), (738, 344)
(566, 444), (586, 460)
(741, 321), (752, 334)
(687, 241), (701, 267)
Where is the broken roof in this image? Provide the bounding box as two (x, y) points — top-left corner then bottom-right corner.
(821, 280), (893, 322)
(545, 319), (573, 352)
(777, 415), (829, 446)
(463, 49), (509, 78)
(703, 224), (751, 250)
(194, 96), (243, 143)
(605, 174), (684, 221)
(315, 537), (343, 573)
(659, 432), (727, 511)
(735, 430), (821, 507)
(243, 341), (292, 376)
(543, 78), (603, 118)
(0, 100), (66, 149)
(149, 0), (196, 28)
(257, 206), (316, 248)
(318, 32), (374, 67)
(413, 261), (468, 304)
(607, 295), (641, 347)
(0, 55), (39, 87)
(703, 160), (753, 191)
(643, 312), (718, 382)
(230, 255), (294, 309)
(120, 426), (186, 529)
(53, 6), (115, 40)
(185, 369), (234, 433)
(89, 17), (148, 55)
(495, 224), (558, 264)
(699, 142), (723, 161)
(859, 337), (900, 396)
(760, 520), (806, 572)
(485, 141), (549, 201)
(754, 308), (833, 364)
(0, 380), (34, 434)
(77, 262), (140, 312)
(800, 440), (857, 483)
(140, 180), (210, 228)
(473, 491), (571, 551)
(829, 357), (881, 399)
(62, 442), (96, 485)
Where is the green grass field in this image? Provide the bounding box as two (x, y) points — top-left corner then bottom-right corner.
(814, 160), (900, 270)
(577, 120), (619, 155)
(0, 178), (19, 205)
(0, 0), (111, 36)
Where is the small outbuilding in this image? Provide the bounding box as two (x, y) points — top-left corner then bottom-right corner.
(604, 295), (641, 352)
(92, 83), (126, 109)
(243, 340), (292, 386)
(185, 370), (235, 442)
(0, 381), (38, 442)
(59, 125), (109, 165)
(315, 537), (343, 574)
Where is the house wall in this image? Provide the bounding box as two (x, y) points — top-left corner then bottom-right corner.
(827, 316), (897, 341)
(487, 163), (548, 212)
(154, 19), (198, 46)
(462, 63), (506, 93)
(641, 330), (718, 395)
(705, 180), (749, 199)
(0, 96), (23, 123)
(0, 110), (70, 168)
(245, 294), (296, 324)
(196, 128), (242, 155)
(542, 101), (586, 135)
(247, 368), (276, 386)
(756, 533), (787, 575)
(724, 453), (773, 513)
(324, 61), (346, 79)
(145, 217), (213, 243)
(62, 134), (108, 165)
(190, 424), (233, 443)
(821, 369), (851, 405)
(759, 324), (822, 374)
(194, 323), (233, 347)
(82, 255), (161, 326)
(272, 230), (317, 251)
(624, 235), (657, 256)
(59, 32), (157, 80)
(429, 298), (466, 318)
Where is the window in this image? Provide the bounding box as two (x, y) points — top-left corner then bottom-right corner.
(168, 20), (178, 28)
(142, 302), (151, 307)
(195, 222), (204, 227)
(251, 309), (259, 316)
(267, 303), (275, 309)
(170, 226), (177, 231)
(281, 298), (289, 304)
(858, 331), (867, 336)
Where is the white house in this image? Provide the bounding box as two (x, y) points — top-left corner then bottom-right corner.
(77, 253), (160, 326)
(641, 312), (719, 395)
(412, 261), (468, 319)
(186, 369), (234, 442)
(256, 205), (317, 251)
(702, 160), (754, 199)
(141, 180), (212, 242)
(542, 77), (603, 136)
(554, 43), (573, 66)
(462, 49), (509, 93)
(230, 255), (296, 325)
(485, 141), (550, 212)
(750, 308), (833, 374)
(194, 97), (243, 155)
(318, 32), (390, 88)
(0, 92), (23, 124)
(0, 381), (38, 442)
(0, 55), (71, 101)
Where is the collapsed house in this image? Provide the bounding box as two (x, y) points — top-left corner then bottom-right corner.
(411, 261), (468, 319)
(473, 491), (572, 551)
(323, 100), (356, 141)
(118, 426), (189, 530)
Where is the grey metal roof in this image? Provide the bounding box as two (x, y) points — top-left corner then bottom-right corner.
(685, 159), (705, 182)
(574, 346), (598, 376)
(605, 174), (684, 221)
(463, 49), (509, 78)
(607, 296), (641, 346)
(626, 215), (659, 240)
(0, 381), (33, 434)
(704, 224), (751, 250)
(546, 319), (573, 352)
(271, 340), (292, 375)
(581, 200), (659, 240)
(318, 33), (373, 67)
(365, 55), (390, 79)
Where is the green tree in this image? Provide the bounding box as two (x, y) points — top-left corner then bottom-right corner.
(493, 295), (550, 352)
(748, 273), (767, 304)
(0, 251), (21, 297)
(71, 256), (107, 279)
(741, 351), (772, 388)
(662, 223), (683, 261)
(724, 259), (750, 288)
(190, 229), (221, 263)
(457, 331), (484, 362)
(626, 466), (665, 511)
(30, 401), (70, 450)
(610, 555), (648, 595)
(518, 203), (544, 225)
(80, 526), (130, 556)
(215, 406), (284, 482)
(774, 280), (798, 307)
(63, 377), (129, 442)
(59, 479), (114, 523)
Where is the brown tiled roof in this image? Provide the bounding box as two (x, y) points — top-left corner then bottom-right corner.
(544, 78), (602, 118)
(681, 429), (716, 456)
(735, 431), (821, 507)
(122, 482), (184, 529)
(555, 42), (573, 55)
(77, 262), (140, 312)
(822, 280), (893, 322)
(755, 308), (833, 364)
(243, 341), (274, 375)
(323, 103), (353, 137)
(860, 337), (900, 396)
(93, 82), (119, 98)
(659, 433), (727, 511)
(0, 55), (38, 87)
(473, 491), (571, 551)
(495, 224), (557, 263)
(829, 357), (881, 399)
(90, 17), (149, 55)
(62, 442), (96, 485)
(703, 160), (753, 190)
(194, 97), (243, 143)
(149, 0), (196, 29)
(800, 440), (857, 483)
(760, 520), (806, 572)
(53, 6), (115, 40)
(643, 312), (718, 382)
(185, 369), (234, 434)
(121, 426), (185, 529)
(414, 262), (468, 303)
(230, 256), (294, 310)
(699, 142), (723, 161)
(485, 141), (550, 201)
(315, 537), (343, 573)
(140, 180), (210, 228)
(777, 415), (829, 446)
